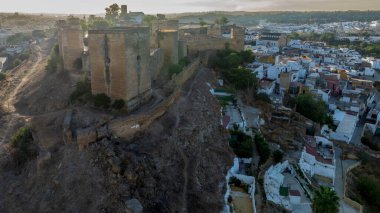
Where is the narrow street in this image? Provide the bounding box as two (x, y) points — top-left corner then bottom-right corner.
(334, 147), (359, 213)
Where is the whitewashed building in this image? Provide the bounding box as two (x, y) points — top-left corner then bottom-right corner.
(299, 136), (336, 185)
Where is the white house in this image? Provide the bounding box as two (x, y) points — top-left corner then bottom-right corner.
(371, 59), (380, 70)
(299, 136), (336, 185)
(258, 78), (275, 95)
(364, 67), (375, 76)
(267, 65), (291, 81)
(331, 111), (358, 143)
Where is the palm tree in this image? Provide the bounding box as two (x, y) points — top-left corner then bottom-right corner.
(312, 186), (340, 213)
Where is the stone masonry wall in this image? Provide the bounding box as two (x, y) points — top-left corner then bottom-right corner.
(88, 27), (152, 111)
(57, 19), (84, 71)
(158, 30), (179, 67)
(149, 48), (164, 81)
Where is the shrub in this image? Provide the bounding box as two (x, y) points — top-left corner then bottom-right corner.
(46, 44), (62, 72)
(18, 51), (30, 61)
(255, 134), (271, 165)
(361, 136), (380, 151)
(112, 99), (125, 109)
(273, 150), (283, 163)
(0, 72), (6, 81)
(357, 175), (380, 208)
(168, 64), (183, 77)
(13, 59), (22, 67)
(179, 57), (190, 68)
(70, 80), (92, 103)
(93, 93), (111, 109)
(10, 126), (36, 166)
(255, 93), (272, 103)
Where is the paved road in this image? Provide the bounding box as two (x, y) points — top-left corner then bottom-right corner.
(334, 147), (358, 213)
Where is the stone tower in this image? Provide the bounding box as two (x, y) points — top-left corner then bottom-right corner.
(151, 19), (179, 49)
(57, 18), (84, 71)
(158, 30), (179, 66)
(230, 26), (245, 52)
(88, 27), (152, 111)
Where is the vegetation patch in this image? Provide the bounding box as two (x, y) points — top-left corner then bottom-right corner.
(229, 130), (253, 158)
(255, 134), (271, 165)
(70, 80), (92, 103)
(46, 44), (63, 72)
(93, 93), (111, 109)
(10, 126), (37, 167)
(0, 72), (6, 81)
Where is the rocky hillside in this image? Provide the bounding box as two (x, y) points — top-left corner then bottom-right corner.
(0, 55), (234, 212)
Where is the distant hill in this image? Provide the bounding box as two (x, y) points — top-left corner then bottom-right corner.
(166, 11), (380, 26)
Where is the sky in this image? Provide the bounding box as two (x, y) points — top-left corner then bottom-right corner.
(0, 0), (379, 14)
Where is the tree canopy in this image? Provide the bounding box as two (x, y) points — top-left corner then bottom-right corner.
(312, 186), (339, 213)
(105, 3), (120, 22)
(295, 93), (327, 124)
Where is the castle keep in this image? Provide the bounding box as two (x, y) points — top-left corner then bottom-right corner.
(88, 27), (152, 111)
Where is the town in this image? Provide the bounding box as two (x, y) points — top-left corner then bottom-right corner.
(0, 2), (380, 213)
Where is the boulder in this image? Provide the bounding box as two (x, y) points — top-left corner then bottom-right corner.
(125, 198), (143, 213)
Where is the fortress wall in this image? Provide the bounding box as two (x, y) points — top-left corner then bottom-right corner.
(170, 57), (201, 86)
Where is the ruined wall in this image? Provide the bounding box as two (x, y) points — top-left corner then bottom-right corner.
(88, 27), (152, 111)
(109, 89), (181, 140)
(57, 18), (84, 71)
(158, 30), (179, 66)
(149, 48), (164, 81)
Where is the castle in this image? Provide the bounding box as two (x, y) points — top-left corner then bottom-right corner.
(57, 5), (245, 111)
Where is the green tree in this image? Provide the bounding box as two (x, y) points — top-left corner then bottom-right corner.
(255, 134), (271, 165)
(0, 73), (6, 81)
(70, 80), (92, 103)
(357, 175), (380, 208)
(312, 186), (339, 213)
(11, 126), (36, 166)
(105, 3), (120, 22)
(199, 17), (206, 27)
(295, 93), (327, 124)
(13, 59), (22, 67)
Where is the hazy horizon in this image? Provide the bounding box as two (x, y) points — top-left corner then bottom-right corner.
(0, 0), (379, 15)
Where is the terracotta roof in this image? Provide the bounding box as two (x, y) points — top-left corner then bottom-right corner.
(289, 190), (301, 196)
(304, 137), (334, 165)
